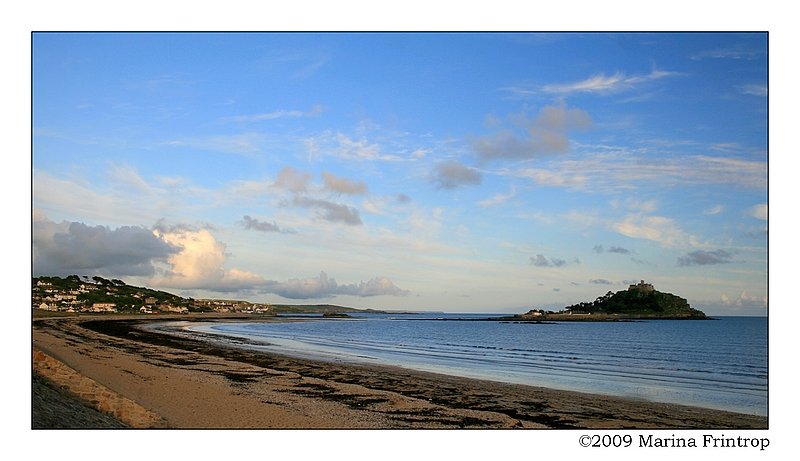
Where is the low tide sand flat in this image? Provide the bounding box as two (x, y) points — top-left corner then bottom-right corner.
(32, 315), (767, 429)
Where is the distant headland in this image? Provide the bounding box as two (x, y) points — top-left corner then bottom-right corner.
(32, 275), (707, 321)
(510, 280), (708, 322)
(30, 275), (384, 316)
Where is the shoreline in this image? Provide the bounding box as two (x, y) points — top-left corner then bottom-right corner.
(32, 315), (768, 429)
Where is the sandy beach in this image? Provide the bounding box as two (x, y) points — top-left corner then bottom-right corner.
(31, 314), (768, 429)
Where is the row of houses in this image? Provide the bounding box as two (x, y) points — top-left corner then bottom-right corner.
(37, 301), (118, 313)
(194, 298), (272, 314)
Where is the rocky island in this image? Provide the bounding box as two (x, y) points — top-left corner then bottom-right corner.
(512, 280), (708, 322)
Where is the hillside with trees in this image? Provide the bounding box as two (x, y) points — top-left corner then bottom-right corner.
(517, 281), (708, 321)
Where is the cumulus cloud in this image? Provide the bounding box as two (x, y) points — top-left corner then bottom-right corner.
(471, 103), (592, 161)
(291, 197), (362, 225)
(530, 254), (567, 268)
(321, 171), (368, 195)
(719, 290), (767, 309)
(433, 160), (482, 189)
(263, 272), (408, 299)
(33, 212), (177, 277)
(677, 249), (734, 266)
(241, 215), (294, 234)
(151, 227), (266, 292)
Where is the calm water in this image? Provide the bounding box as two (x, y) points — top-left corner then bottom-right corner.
(185, 314), (767, 416)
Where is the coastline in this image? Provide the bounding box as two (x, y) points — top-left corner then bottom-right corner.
(32, 315), (768, 429)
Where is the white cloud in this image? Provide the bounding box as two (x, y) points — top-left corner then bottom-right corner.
(223, 105), (323, 122)
(166, 132), (266, 156)
(737, 84), (767, 97)
(108, 164), (153, 193)
(151, 227), (265, 292)
(516, 168), (586, 188)
(703, 205), (726, 215)
(477, 187), (517, 208)
(33, 169), (171, 225)
(691, 47), (762, 61)
(539, 69), (680, 95)
(613, 214), (700, 248)
(508, 153), (766, 192)
(749, 203), (767, 220)
(333, 132), (401, 161)
(719, 290), (767, 309)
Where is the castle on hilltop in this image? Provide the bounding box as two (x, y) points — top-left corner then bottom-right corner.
(628, 280), (655, 293)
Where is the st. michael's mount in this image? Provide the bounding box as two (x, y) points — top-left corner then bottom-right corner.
(512, 280), (709, 322)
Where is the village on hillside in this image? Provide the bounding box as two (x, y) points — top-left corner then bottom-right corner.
(32, 275), (272, 315)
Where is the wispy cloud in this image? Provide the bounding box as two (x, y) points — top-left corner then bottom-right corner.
(614, 214), (700, 248)
(703, 205), (726, 215)
(223, 105), (324, 123)
(506, 69), (680, 97)
(307, 132), (408, 162)
(166, 132), (267, 156)
(477, 187), (517, 208)
(737, 84), (767, 97)
(507, 153), (767, 192)
(691, 47), (763, 61)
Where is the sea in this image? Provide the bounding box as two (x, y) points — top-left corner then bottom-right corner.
(183, 313), (767, 416)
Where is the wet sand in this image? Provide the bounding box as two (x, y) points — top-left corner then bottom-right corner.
(32, 315), (768, 429)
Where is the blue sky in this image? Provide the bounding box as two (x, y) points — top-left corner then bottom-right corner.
(32, 32), (768, 314)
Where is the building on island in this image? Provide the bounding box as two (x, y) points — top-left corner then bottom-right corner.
(628, 280), (655, 293)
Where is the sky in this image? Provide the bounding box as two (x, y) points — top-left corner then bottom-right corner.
(32, 32), (768, 315)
